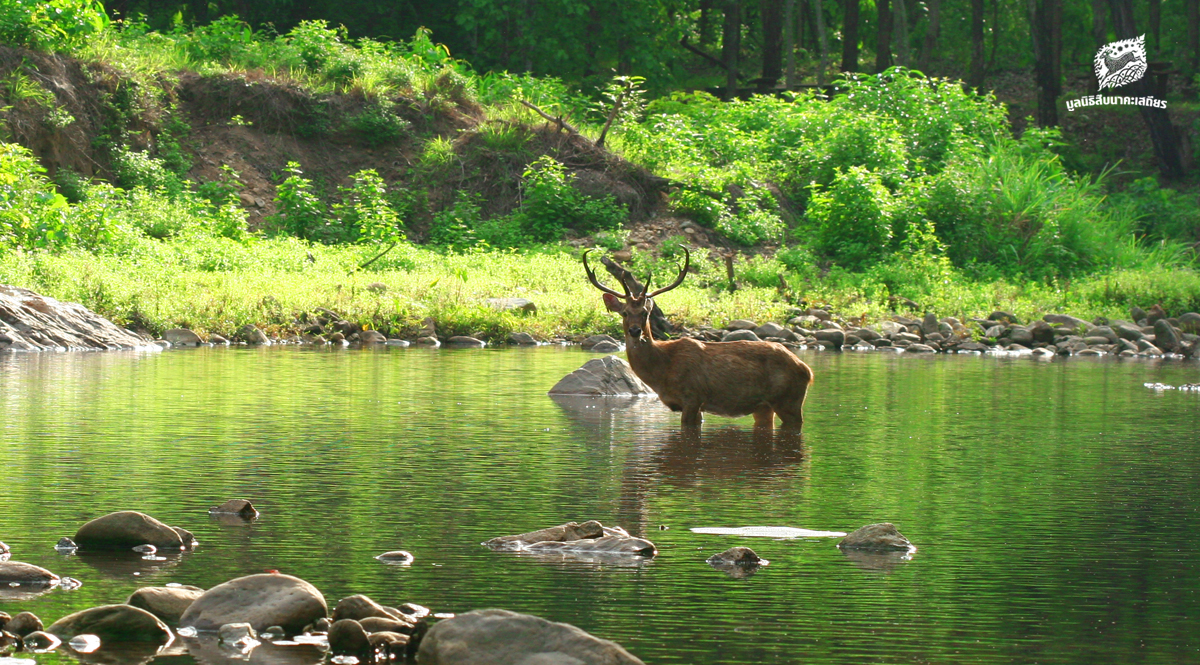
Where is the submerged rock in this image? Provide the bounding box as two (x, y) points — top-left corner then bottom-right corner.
(47, 604), (173, 644)
(162, 328), (203, 347)
(507, 332), (538, 345)
(126, 585), (206, 624)
(331, 595), (412, 627)
(328, 619), (370, 658)
(837, 523), (916, 552)
(0, 285), (150, 351)
(485, 521), (656, 557)
(547, 356), (654, 396)
(5, 612), (43, 637)
(374, 550), (414, 565)
(0, 562), (59, 587)
(418, 609), (645, 665)
(705, 547), (767, 566)
(73, 511), (190, 550)
(21, 630), (60, 652)
(208, 499), (259, 519)
(180, 573), (327, 634)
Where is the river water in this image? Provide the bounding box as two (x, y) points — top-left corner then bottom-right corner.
(1, 346), (1198, 664)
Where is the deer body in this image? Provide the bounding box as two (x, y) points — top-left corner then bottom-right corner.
(586, 249), (813, 430)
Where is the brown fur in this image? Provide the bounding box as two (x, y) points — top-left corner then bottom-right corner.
(600, 289), (814, 430)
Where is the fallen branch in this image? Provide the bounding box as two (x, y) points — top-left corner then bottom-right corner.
(595, 84), (629, 149)
(357, 242), (398, 272)
(519, 100), (581, 136)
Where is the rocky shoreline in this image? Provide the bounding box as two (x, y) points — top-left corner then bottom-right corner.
(3, 284), (1197, 361)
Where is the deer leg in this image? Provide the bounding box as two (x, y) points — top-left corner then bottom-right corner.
(774, 396), (806, 431)
(681, 403), (703, 429)
(753, 405), (775, 429)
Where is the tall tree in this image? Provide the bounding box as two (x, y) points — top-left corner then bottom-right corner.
(1089, 0), (1107, 92)
(918, 0), (941, 72)
(785, 0), (798, 87)
(813, 0), (829, 83)
(724, 0), (742, 99)
(1148, 0), (1161, 54)
(700, 0), (716, 46)
(1029, 0), (1062, 127)
(894, 0), (911, 66)
(762, 0), (785, 84)
(876, 0), (894, 72)
(967, 0), (985, 88)
(1106, 0), (1186, 177)
(842, 0), (860, 72)
(1190, 0), (1199, 75)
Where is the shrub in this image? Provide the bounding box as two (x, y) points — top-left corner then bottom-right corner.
(515, 156), (626, 242)
(808, 166), (893, 270)
(335, 169), (404, 245)
(269, 162), (333, 241)
(346, 100), (410, 147)
(428, 192), (485, 252)
(111, 147), (185, 199)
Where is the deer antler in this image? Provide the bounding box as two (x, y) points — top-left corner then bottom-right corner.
(646, 248), (690, 299)
(583, 250), (630, 299)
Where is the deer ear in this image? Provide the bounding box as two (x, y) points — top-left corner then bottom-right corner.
(602, 293), (622, 312)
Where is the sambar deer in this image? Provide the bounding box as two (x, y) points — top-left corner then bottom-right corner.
(584, 248), (814, 430)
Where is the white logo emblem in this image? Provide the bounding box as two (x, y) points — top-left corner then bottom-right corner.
(1094, 35), (1147, 90)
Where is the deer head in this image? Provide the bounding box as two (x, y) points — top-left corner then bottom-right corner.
(583, 248), (690, 342)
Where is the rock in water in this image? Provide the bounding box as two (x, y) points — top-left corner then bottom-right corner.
(179, 573), (327, 634)
(126, 585), (206, 624)
(547, 356), (654, 396)
(162, 328), (203, 347)
(705, 547), (767, 566)
(47, 604), (173, 644)
(5, 612), (43, 636)
(0, 562), (59, 587)
(331, 595), (412, 625)
(208, 499), (259, 519)
(73, 511), (187, 550)
(0, 285), (150, 351)
(417, 609), (646, 665)
(837, 523), (917, 552)
(328, 619), (371, 657)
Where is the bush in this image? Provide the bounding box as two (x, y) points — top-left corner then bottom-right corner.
(335, 169), (404, 245)
(346, 100), (410, 147)
(808, 166), (893, 269)
(0, 0), (108, 50)
(111, 147), (185, 199)
(515, 156), (626, 242)
(269, 162), (334, 241)
(428, 192), (485, 252)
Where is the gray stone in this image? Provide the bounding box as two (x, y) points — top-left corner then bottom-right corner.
(854, 327), (881, 342)
(47, 604), (172, 644)
(1130, 306), (1148, 323)
(331, 595), (410, 624)
(218, 622), (256, 644)
(486, 298), (538, 314)
(485, 521), (656, 557)
(590, 340), (622, 352)
(445, 336), (486, 347)
(417, 609), (646, 665)
(21, 630), (59, 651)
(209, 499), (258, 519)
(1008, 327), (1034, 345)
(74, 511), (187, 550)
(807, 308), (832, 321)
(162, 328), (203, 347)
(1179, 312), (1200, 333)
(905, 344), (936, 353)
(385, 338), (409, 346)
(5, 612), (43, 636)
(548, 356), (654, 396)
(126, 586), (205, 625)
(359, 329), (387, 344)
(0, 562), (58, 586)
(1028, 320), (1055, 343)
(921, 312), (939, 336)
(1083, 336), (1113, 346)
(237, 325), (271, 346)
(485, 521), (604, 549)
(360, 617), (414, 634)
(724, 319), (758, 331)
(1086, 326), (1119, 343)
(0, 285), (150, 351)
(984, 324), (1005, 338)
(329, 619), (371, 657)
(507, 332), (538, 345)
(722, 329), (761, 342)
(988, 310), (1017, 323)
(837, 523), (916, 552)
(416, 336), (440, 347)
(879, 321), (907, 335)
(753, 322), (787, 339)
(179, 573), (327, 634)
(1115, 323), (1144, 341)
(705, 546), (765, 565)
(1043, 313), (1090, 331)
(581, 334), (619, 349)
(813, 329), (844, 349)
(1154, 319), (1183, 353)
(789, 315), (822, 328)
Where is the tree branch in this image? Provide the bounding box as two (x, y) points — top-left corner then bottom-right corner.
(519, 99), (581, 136)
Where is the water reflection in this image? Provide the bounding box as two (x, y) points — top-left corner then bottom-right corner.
(182, 635), (325, 665)
(74, 550), (186, 580)
(839, 548), (914, 574)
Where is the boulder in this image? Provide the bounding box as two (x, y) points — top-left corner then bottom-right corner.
(988, 310), (1017, 323)
(1146, 304), (1168, 325)
(920, 312), (939, 336)
(1179, 312), (1200, 334)
(590, 340), (622, 352)
(328, 619), (371, 657)
(806, 308), (832, 321)
(0, 285), (150, 351)
(1115, 323), (1145, 341)
(1043, 314), (1090, 331)
(525, 535), (656, 556)
(417, 609), (646, 665)
(581, 334), (619, 349)
(813, 329), (844, 349)
(547, 356), (654, 396)
(179, 573), (327, 634)
(47, 604), (172, 643)
(445, 336), (486, 348)
(1130, 306), (1148, 323)
(880, 321), (907, 335)
(485, 521), (655, 557)
(789, 315), (822, 328)
(368, 631), (410, 659)
(507, 332), (538, 345)
(236, 324), (271, 345)
(21, 630), (59, 651)
(485, 298), (538, 314)
(1086, 326), (1119, 343)
(162, 328), (203, 347)
(854, 327), (882, 342)
(360, 617), (415, 634)
(208, 499), (259, 519)
(905, 344), (936, 353)
(721, 329), (760, 342)
(1154, 319), (1183, 353)
(73, 511), (187, 550)
(126, 585), (205, 624)
(416, 336), (440, 347)
(485, 521), (604, 550)
(5, 612), (43, 636)
(753, 322), (787, 339)
(837, 523), (916, 552)
(724, 319), (758, 330)
(0, 562), (58, 586)
(359, 329), (387, 344)
(1007, 327), (1034, 345)
(705, 546), (766, 566)
(331, 595), (410, 624)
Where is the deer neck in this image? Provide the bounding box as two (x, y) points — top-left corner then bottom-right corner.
(624, 321), (667, 385)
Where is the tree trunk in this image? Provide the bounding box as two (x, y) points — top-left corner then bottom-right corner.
(918, 0), (941, 72)
(1106, 0), (1186, 177)
(814, 0), (829, 83)
(1029, 0), (1061, 126)
(987, 0), (999, 71)
(1148, 0), (1161, 54)
(968, 0), (985, 88)
(876, 0), (893, 72)
(785, 0), (798, 87)
(724, 0), (742, 99)
(762, 0), (785, 84)
(895, 0), (911, 67)
(1189, 0), (1199, 76)
(700, 0), (715, 46)
(1088, 0), (1106, 91)
(842, 0), (860, 72)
